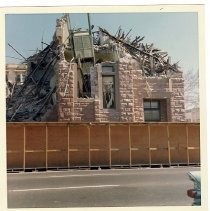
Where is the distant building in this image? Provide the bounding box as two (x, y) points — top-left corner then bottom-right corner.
(6, 63), (27, 84)
(6, 63), (27, 97)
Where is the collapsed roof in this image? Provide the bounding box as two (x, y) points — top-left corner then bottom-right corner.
(6, 15), (181, 122)
(95, 27), (180, 75)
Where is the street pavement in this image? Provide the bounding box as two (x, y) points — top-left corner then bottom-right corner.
(7, 166), (199, 208)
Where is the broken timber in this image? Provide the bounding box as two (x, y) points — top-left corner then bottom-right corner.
(98, 27), (180, 75)
(6, 40), (60, 122)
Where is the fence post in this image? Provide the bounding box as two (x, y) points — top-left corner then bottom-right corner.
(167, 124), (171, 166)
(129, 124), (132, 167)
(148, 124), (151, 166)
(23, 124), (26, 171)
(186, 124), (189, 165)
(109, 123), (111, 168)
(68, 123), (70, 169)
(45, 124), (48, 170)
(88, 124), (91, 167)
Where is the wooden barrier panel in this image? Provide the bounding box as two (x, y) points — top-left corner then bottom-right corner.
(25, 125), (46, 168)
(187, 124), (200, 163)
(168, 124), (188, 164)
(69, 151), (89, 167)
(188, 124), (200, 147)
(90, 124), (110, 166)
(7, 125), (24, 169)
(47, 125), (68, 168)
(110, 125), (130, 166)
(130, 124), (150, 165)
(149, 124), (169, 164)
(69, 125), (89, 167)
(6, 122), (200, 170)
(188, 149), (200, 164)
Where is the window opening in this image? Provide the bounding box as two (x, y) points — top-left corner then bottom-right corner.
(102, 75), (115, 109)
(16, 74), (21, 83)
(144, 99), (161, 122)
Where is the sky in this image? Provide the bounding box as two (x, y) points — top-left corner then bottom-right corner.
(5, 12), (199, 73)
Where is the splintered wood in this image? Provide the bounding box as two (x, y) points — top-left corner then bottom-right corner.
(97, 27), (180, 76)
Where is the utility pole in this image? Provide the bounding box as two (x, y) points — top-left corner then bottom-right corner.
(87, 13), (92, 36)
(87, 13), (95, 65)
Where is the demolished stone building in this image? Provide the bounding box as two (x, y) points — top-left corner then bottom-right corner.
(6, 15), (185, 122)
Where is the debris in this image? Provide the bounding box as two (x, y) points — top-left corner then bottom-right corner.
(6, 40), (60, 121)
(98, 27), (180, 76)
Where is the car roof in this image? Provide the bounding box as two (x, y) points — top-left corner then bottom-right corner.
(187, 171), (201, 184)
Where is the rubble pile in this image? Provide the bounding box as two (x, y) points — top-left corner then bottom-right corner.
(6, 40), (61, 121)
(97, 27), (180, 76)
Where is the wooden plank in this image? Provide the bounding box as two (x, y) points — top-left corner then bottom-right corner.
(129, 124), (131, 167)
(110, 125), (130, 166)
(46, 125), (48, 169)
(25, 152), (46, 168)
(131, 149), (150, 165)
(25, 126), (46, 151)
(168, 124), (188, 164)
(130, 124), (149, 148)
(47, 125), (68, 168)
(69, 151), (89, 167)
(109, 124), (111, 168)
(7, 125), (24, 169)
(90, 151), (109, 166)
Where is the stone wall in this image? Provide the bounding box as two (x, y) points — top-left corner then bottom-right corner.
(74, 99), (95, 122)
(133, 68), (145, 122)
(57, 57), (185, 122)
(56, 59), (76, 121)
(130, 60), (185, 122)
(140, 76), (171, 122)
(118, 59), (135, 121)
(169, 74), (185, 122)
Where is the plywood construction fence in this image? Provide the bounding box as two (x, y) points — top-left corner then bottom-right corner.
(7, 122), (200, 170)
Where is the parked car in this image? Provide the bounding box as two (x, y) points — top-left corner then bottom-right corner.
(187, 171), (201, 206)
